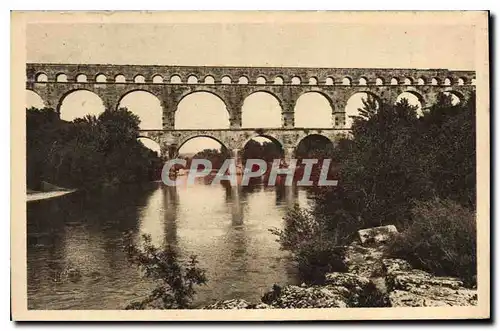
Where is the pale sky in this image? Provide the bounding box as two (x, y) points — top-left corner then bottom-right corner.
(25, 19), (475, 153)
(26, 22), (475, 68)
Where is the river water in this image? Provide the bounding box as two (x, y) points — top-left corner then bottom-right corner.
(27, 179), (309, 309)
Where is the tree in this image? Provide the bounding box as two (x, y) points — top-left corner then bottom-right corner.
(273, 92), (477, 285)
(124, 234), (207, 309)
(314, 97), (435, 230)
(26, 107), (163, 190)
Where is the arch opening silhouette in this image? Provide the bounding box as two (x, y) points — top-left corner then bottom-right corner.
(274, 76), (284, 85)
(115, 74), (126, 83)
(204, 75), (215, 84)
(58, 89), (105, 121)
(256, 76), (267, 85)
(177, 136), (229, 170)
(238, 76), (249, 84)
(76, 74), (88, 83)
(137, 137), (162, 156)
(221, 76), (232, 84)
(295, 134), (334, 160)
(187, 75), (199, 84)
(56, 73), (68, 82)
(294, 92), (333, 128)
(175, 91), (230, 130)
(35, 73), (48, 82)
(241, 92), (282, 129)
(440, 91), (462, 106)
(291, 76), (301, 85)
(344, 92), (381, 128)
(26, 90), (45, 109)
(403, 77), (413, 85)
(152, 75), (163, 84)
(118, 90), (163, 130)
(134, 75), (146, 84)
(396, 91), (425, 117)
(241, 135), (285, 166)
(170, 75), (182, 84)
(95, 74), (107, 83)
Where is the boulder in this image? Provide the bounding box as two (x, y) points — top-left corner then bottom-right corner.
(388, 288), (477, 307)
(343, 242), (385, 278)
(324, 272), (371, 289)
(384, 261), (477, 307)
(203, 299), (252, 309)
(261, 272), (389, 308)
(325, 272), (388, 307)
(382, 258), (412, 274)
(261, 284), (349, 308)
(357, 225), (398, 245)
(203, 300), (273, 310)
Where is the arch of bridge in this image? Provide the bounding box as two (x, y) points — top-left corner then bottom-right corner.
(26, 63), (476, 129)
(138, 128), (351, 157)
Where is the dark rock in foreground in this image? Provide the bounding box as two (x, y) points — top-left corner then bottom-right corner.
(203, 299), (270, 309)
(383, 259), (477, 306)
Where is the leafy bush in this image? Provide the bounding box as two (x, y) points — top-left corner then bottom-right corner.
(270, 205), (347, 284)
(388, 199), (476, 287)
(124, 233), (207, 309)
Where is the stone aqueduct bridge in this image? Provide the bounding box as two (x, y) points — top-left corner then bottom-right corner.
(26, 63), (475, 159)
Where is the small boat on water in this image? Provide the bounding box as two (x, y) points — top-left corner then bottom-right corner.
(27, 189), (77, 202)
(27, 181), (77, 202)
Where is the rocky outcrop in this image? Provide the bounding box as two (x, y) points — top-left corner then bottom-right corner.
(261, 283), (349, 308)
(357, 225), (398, 245)
(203, 299), (271, 309)
(258, 273), (388, 308)
(203, 225), (477, 309)
(383, 259), (477, 306)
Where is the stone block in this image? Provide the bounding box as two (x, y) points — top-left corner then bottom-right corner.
(358, 225), (398, 245)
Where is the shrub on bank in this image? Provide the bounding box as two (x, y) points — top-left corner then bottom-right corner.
(270, 205), (347, 284)
(124, 233), (207, 309)
(388, 199), (476, 287)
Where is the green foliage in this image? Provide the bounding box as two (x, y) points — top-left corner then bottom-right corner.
(311, 93), (475, 230)
(420, 94), (476, 207)
(26, 107), (163, 189)
(388, 199), (476, 286)
(125, 233), (207, 309)
(270, 205), (347, 284)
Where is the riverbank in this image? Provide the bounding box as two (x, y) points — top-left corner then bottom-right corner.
(204, 225), (477, 309)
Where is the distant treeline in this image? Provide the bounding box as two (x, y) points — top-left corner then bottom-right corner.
(26, 107), (163, 190)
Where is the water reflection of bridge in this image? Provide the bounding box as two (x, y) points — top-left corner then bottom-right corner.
(142, 179), (301, 247)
